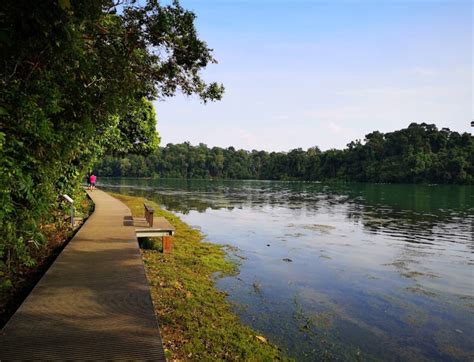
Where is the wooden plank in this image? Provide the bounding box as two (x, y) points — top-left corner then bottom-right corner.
(136, 231), (173, 238)
(133, 216), (175, 235)
(0, 190), (165, 361)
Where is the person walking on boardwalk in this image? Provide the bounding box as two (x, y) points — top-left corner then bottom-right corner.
(89, 173), (97, 190)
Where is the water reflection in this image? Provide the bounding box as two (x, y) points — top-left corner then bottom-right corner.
(100, 178), (474, 361)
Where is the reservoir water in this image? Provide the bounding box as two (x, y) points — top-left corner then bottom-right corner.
(101, 179), (473, 361)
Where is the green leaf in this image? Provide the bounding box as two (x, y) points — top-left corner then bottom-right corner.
(1, 279), (13, 291)
(58, 0), (71, 10)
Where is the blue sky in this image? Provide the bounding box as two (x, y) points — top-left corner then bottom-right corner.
(154, 0), (472, 151)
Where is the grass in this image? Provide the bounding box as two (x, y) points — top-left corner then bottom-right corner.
(110, 192), (286, 361)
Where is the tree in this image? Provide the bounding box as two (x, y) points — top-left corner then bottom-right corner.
(95, 124), (473, 185)
(0, 0), (224, 286)
(103, 98), (160, 156)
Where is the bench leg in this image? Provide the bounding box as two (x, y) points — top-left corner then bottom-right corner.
(162, 235), (173, 253)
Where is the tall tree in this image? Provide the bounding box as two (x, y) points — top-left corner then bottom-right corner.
(0, 0), (224, 285)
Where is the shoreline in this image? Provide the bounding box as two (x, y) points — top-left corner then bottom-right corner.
(110, 192), (287, 360)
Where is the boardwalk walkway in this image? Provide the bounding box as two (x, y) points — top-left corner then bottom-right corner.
(0, 190), (165, 360)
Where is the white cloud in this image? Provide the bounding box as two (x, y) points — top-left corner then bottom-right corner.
(410, 67), (437, 77)
(323, 121), (355, 136)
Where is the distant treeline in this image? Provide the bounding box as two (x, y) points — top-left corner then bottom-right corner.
(96, 123), (473, 184)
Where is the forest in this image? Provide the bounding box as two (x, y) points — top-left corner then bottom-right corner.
(1, 0), (222, 290)
(96, 123), (473, 184)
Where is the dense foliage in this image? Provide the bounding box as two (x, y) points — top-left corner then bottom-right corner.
(0, 0), (223, 289)
(96, 123), (473, 184)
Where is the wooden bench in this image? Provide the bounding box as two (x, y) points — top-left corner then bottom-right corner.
(134, 204), (176, 253)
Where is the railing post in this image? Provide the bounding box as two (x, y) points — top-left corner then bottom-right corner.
(63, 194), (74, 226)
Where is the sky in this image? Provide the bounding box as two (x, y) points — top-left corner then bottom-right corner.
(153, 0), (473, 152)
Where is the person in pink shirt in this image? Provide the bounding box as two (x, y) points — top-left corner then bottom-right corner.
(89, 174), (97, 190)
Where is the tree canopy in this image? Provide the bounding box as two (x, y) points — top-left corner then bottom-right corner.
(0, 0), (223, 287)
(96, 123), (474, 184)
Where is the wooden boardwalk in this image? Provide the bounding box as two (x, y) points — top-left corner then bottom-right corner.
(0, 190), (165, 360)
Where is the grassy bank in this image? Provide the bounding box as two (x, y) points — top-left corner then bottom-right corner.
(111, 193), (286, 361)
